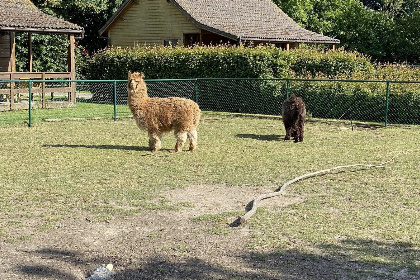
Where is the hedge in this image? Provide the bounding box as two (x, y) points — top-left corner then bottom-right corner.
(84, 45), (375, 80)
(83, 45), (420, 124)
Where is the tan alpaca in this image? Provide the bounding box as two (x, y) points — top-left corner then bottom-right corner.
(128, 72), (201, 152)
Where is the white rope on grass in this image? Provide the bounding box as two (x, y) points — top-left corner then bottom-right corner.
(232, 161), (392, 227)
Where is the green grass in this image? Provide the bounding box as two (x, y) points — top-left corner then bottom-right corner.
(0, 102), (131, 127)
(0, 113), (419, 278)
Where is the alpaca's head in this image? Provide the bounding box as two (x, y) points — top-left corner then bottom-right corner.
(128, 71), (146, 92)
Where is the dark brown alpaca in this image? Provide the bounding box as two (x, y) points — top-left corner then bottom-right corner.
(282, 95), (306, 142)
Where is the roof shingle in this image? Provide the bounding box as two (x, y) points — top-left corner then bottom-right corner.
(172, 0), (339, 44)
(100, 0), (339, 45)
(0, 0), (84, 35)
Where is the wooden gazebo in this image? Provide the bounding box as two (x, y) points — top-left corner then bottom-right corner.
(0, 0), (84, 109)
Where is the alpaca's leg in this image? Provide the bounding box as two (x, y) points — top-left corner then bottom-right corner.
(156, 133), (162, 150)
(173, 132), (187, 152)
(292, 125), (299, 142)
(294, 118), (304, 142)
(294, 129), (300, 143)
(187, 130), (198, 151)
(148, 132), (162, 152)
(299, 123), (304, 142)
(284, 124), (292, 140)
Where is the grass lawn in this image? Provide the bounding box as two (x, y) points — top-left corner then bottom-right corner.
(0, 102), (132, 127)
(0, 112), (419, 278)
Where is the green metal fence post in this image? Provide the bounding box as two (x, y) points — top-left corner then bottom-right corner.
(385, 81), (390, 127)
(28, 81), (32, 127)
(195, 79), (199, 103)
(113, 80), (117, 121)
(286, 79), (290, 99)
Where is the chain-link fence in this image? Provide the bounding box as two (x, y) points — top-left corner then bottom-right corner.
(1, 78), (419, 127)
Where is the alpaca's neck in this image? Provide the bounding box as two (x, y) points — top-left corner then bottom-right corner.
(128, 83), (149, 110)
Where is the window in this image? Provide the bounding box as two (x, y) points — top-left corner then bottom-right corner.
(164, 39), (178, 48)
(183, 33), (200, 47)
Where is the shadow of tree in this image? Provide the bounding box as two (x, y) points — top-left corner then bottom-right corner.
(114, 256), (265, 280)
(43, 144), (150, 151)
(19, 265), (79, 280)
(18, 238), (419, 280)
(236, 134), (281, 141)
(241, 238), (420, 280)
(18, 248), (117, 280)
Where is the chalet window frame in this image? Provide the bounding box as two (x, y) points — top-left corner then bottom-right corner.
(164, 39), (179, 48)
(183, 33), (200, 47)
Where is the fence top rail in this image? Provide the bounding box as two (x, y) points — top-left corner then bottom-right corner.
(0, 78), (419, 84)
(0, 72), (72, 79)
(195, 77), (420, 84)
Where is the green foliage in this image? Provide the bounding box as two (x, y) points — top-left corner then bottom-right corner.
(85, 45), (373, 80)
(85, 45), (291, 80)
(273, 0), (345, 35)
(84, 45), (420, 124)
(275, 0), (420, 62)
(15, 33), (87, 78)
(32, 0), (124, 54)
(15, 33), (68, 73)
(288, 47), (374, 78)
(13, 0), (123, 76)
(287, 64), (420, 124)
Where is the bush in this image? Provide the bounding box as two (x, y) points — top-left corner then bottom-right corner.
(83, 45), (420, 124)
(288, 48), (374, 78)
(84, 45), (375, 80)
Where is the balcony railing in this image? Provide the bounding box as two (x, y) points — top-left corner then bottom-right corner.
(0, 72), (75, 110)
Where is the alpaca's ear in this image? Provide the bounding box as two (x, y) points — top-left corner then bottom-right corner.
(140, 72), (145, 79)
(128, 71), (132, 78)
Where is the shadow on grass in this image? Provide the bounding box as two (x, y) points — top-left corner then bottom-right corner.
(17, 239), (419, 280)
(19, 265), (79, 280)
(43, 144), (150, 151)
(236, 134), (281, 141)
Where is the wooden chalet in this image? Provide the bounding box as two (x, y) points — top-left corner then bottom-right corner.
(99, 0), (339, 49)
(0, 0), (84, 109)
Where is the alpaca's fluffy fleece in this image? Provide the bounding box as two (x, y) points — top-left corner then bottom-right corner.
(282, 94), (306, 142)
(128, 72), (201, 152)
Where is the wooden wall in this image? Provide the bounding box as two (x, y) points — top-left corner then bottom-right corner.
(108, 0), (200, 47)
(0, 33), (12, 72)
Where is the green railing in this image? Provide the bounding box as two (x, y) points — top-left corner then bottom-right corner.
(0, 78), (419, 127)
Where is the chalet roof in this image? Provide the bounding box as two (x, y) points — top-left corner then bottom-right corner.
(99, 0), (339, 45)
(0, 0), (84, 36)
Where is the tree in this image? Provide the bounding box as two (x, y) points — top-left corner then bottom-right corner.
(274, 0), (420, 62)
(272, 0), (344, 35)
(32, 0), (124, 54)
(15, 0), (124, 75)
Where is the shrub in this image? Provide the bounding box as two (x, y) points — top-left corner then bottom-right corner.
(83, 45), (420, 124)
(84, 45), (376, 80)
(84, 45), (291, 80)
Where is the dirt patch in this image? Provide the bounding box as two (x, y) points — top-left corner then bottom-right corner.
(164, 184), (300, 216)
(1, 184), (305, 280)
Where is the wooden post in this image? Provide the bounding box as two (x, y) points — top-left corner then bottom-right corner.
(41, 72), (46, 108)
(10, 32), (15, 110)
(286, 43), (290, 51)
(28, 32), (33, 72)
(9, 32), (16, 72)
(67, 33), (75, 103)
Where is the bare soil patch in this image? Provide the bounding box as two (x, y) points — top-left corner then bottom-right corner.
(1, 184), (304, 280)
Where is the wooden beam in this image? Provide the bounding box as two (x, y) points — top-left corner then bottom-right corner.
(41, 72), (46, 108)
(9, 33), (15, 110)
(9, 32), (15, 72)
(67, 34), (75, 103)
(28, 32), (33, 72)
